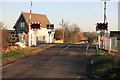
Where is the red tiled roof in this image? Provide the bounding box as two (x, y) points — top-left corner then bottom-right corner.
(22, 12), (50, 28)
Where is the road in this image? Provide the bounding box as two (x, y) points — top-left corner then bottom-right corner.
(2, 44), (97, 79)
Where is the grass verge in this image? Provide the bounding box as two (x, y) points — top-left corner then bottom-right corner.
(94, 50), (120, 79)
(2, 47), (38, 65)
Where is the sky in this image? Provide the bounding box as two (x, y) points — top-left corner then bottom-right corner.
(118, 1), (120, 31)
(0, 0), (119, 32)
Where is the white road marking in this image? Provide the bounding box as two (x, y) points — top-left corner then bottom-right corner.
(60, 45), (71, 53)
(86, 44), (89, 55)
(96, 45), (98, 51)
(91, 57), (94, 64)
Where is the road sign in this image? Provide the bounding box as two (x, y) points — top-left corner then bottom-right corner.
(100, 32), (105, 35)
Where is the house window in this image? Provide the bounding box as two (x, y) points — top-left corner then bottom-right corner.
(21, 22), (25, 27)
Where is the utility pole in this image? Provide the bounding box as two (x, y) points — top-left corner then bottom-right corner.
(62, 19), (64, 43)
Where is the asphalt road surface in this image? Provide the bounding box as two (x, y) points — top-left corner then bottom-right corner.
(2, 44), (97, 79)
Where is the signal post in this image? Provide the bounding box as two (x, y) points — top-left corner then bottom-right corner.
(28, 0), (41, 46)
(96, 0), (109, 49)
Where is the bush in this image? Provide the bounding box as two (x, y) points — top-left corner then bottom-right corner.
(55, 26), (83, 43)
(2, 30), (11, 50)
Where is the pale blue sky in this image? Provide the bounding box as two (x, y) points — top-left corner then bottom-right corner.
(1, 1), (118, 32)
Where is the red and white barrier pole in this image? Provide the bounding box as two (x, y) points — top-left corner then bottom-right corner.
(28, 0), (33, 32)
(28, 0), (33, 46)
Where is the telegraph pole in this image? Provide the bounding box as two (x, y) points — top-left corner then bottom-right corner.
(62, 19), (64, 43)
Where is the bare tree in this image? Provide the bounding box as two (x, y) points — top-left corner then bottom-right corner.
(71, 25), (83, 43)
(84, 32), (98, 43)
(54, 29), (63, 40)
(69, 24), (79, 31)
(0, 22), (3, 52)
(59, 20), (70, 31)
(0, 23), (11, 50)
(56, 22), (83, 43)
(0, 22), (3, 29)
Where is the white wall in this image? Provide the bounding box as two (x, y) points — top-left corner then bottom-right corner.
(31, 28), (54, 43)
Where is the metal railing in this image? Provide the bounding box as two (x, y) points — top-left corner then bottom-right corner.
(98, 36), (118, 51)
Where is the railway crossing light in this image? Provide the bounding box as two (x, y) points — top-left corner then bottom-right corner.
(47, 24), (54, 29)
(47, 24), (54, 43)
(96, 23), (108, 31)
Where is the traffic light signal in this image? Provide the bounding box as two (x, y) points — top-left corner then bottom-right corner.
(96, 23), (108, 31)
(30, 22), (41, 30)
(47, 24), (54, 29)
(50, 24), (54, 29)
(31, 24), (40, 28)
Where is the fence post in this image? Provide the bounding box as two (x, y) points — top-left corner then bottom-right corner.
(104, 37), (106, 50)
(98, 35), (101, 49)
(115, 37), (117, 50)
(110, 38), (111, 51)
(103, 36), (105, 49)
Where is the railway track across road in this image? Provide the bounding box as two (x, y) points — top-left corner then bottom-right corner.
(2, 43), (97, 79)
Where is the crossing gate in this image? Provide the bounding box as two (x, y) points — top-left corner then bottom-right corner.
(98, 35), (118, 51)
(104, 37), (111, 50)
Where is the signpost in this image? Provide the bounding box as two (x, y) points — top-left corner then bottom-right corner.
(96, 0), (109, 49)
(47, 24), (54, 43)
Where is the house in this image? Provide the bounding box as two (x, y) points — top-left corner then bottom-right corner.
(13, 12), (54, 46)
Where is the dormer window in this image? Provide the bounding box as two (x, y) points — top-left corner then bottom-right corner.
(21, 22), (25, 27)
